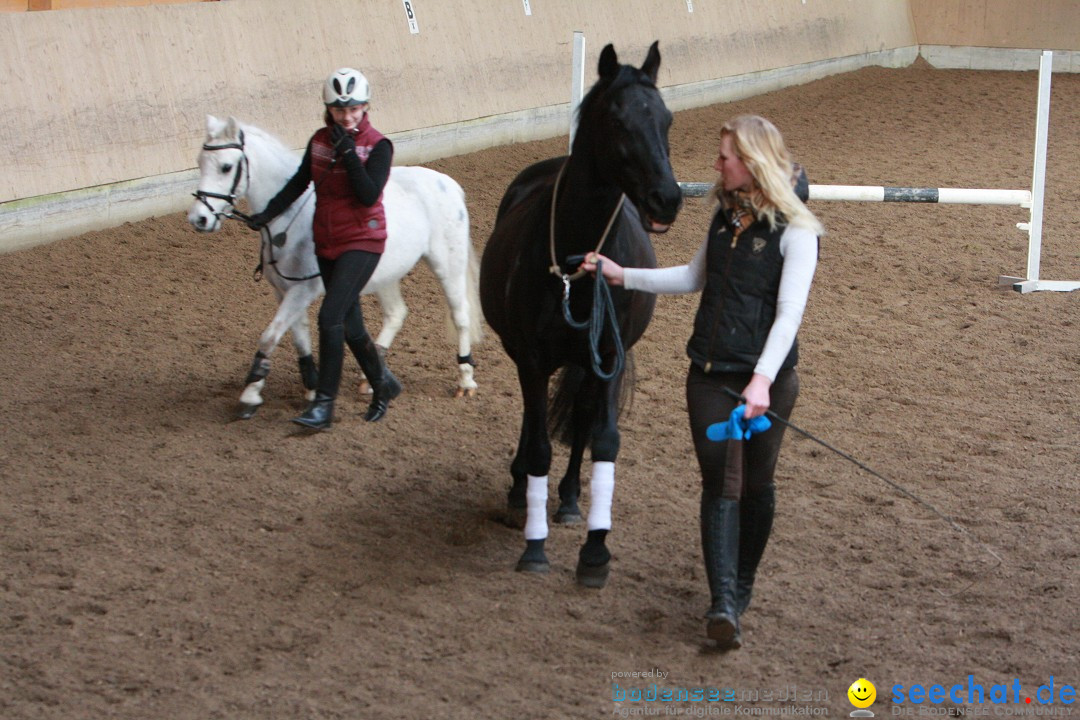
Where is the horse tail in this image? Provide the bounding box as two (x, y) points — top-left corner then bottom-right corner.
(548, 352), (636, 446)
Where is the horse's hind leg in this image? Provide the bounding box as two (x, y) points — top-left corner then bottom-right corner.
(426, 230), (480, 398)
(554, 401), (590, 525)
(288, 309), (317, 401)
(363, 283), (408, 394)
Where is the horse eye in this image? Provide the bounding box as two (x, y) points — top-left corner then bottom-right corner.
(221, 164), (233, 173)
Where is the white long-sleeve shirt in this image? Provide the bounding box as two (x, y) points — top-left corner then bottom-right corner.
(622, 224), (818, 381)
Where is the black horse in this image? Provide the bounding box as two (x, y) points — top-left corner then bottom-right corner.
(479, 42), (683, 587)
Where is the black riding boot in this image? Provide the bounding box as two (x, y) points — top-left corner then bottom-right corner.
(292, 392), (334, 430)
(364, 368), (402, 422)
(348, 334), (401, 422)
(702, 494), (741, 650)
(736, 485), (776, 616)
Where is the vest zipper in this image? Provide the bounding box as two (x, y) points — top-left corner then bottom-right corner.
(704, 221), (739, 372)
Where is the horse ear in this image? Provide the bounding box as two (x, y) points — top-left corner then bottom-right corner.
(640, 41), (661, 84)
(598, 44), (619, 80)
(206, 114), (226, 138)
(225, 116), (241, 139)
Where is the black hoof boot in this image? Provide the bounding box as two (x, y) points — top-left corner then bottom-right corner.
(515, 539), (550, 573)
(292, 393), (334, 430)
(576, 529), (611, 589)
(364, 370), (402, 422)
(575, 560), (610, 588)
(554, 498), (583, 525)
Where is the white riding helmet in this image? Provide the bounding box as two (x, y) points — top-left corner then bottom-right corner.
(323, 67), (370, 107)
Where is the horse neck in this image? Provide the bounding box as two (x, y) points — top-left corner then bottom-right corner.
(242, 129), (302, 209)
(553, 152), (626, 253)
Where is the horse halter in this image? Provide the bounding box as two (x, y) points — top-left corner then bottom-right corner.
(547, 159), (627, 382)
(547, 159), (625, 283)
(193, 129), (251, 221)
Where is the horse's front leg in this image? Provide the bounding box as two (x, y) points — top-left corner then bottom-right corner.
(361, 283), (408, 394)
(237, 280), (321, 418)
(576, 374), (622, 588)
(511, 366), (552, 573)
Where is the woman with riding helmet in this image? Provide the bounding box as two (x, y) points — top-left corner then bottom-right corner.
(247, 67), (399, 429)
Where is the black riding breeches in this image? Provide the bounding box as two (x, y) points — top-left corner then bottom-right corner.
(315, 250), (381, 398)
(686, 364), (800, 501)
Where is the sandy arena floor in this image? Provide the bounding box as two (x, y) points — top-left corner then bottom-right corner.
(1, 61), (1077, 719)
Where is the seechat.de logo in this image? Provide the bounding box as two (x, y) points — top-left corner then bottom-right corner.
(850, 679), (878, 718)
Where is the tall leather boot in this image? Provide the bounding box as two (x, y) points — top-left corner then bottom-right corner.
(348, 334), (401, 422)
(292, 392), (334, 430)
(736, 485), (776, 616)
(701, 494), (742, 650)
(364, 368), (402, 422)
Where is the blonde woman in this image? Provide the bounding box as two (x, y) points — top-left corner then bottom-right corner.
(582, 115), (824, 650)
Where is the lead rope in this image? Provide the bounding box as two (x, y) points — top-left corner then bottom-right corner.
(547, 160), (627, 381)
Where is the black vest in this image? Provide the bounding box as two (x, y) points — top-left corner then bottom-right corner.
(686, 209), (798, 374)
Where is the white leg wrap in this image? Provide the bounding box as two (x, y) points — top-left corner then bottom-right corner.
(587, 461), (615, 531)
(524, 474), (549, 540)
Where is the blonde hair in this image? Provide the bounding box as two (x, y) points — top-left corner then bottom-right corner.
(711, 115), (824, 236)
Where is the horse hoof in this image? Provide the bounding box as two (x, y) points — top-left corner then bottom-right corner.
(503, 507), (526, 530)
(454, 387), (477, 399)
(236, 403), (260, 420)
(553, 510), (583, 525)
(575, 560), (610, 589)
(515, 558), (551, 574)
(358, 380), (373, 395)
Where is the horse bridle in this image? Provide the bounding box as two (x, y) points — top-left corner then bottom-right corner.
(192, 129), (319, 283)
(192, 129), (253, 223)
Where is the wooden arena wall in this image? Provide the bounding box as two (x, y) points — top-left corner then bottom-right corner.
(1, 0), (1078, 252)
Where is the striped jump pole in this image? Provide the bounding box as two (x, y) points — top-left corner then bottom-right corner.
(676, 51), (1078, 294)
(677, 183), (1032, 206)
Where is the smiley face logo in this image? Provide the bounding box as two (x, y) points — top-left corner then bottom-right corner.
(848, 678), (877, 709)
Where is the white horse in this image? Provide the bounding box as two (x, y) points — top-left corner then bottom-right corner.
(188, 115), (480, 418)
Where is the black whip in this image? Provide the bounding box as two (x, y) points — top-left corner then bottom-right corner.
(721, 385), (1003, 594)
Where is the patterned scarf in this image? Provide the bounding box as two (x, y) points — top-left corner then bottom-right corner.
(727, 188), (757, 238)
(724, 163), (804, 238)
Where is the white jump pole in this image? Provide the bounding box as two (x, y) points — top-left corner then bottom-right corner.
(569, 31), (585, 151)
(679, 50), (1078, 293)
(1000, 51), (1079, 293)
(678, 183), (1032, 206)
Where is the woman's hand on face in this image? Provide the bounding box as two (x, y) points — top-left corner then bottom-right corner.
(580, 252), (625, 286)
(741, 374), (772, 419)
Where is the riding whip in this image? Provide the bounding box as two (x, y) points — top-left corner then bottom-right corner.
(721, 386), (1003, 595)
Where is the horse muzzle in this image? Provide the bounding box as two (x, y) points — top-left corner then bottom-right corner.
(639, 185), (683, 234)
(187, 204), (223, 233)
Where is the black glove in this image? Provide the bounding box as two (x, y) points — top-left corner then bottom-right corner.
(330, 124), (356, 157)
(245, 211), (271, 231)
